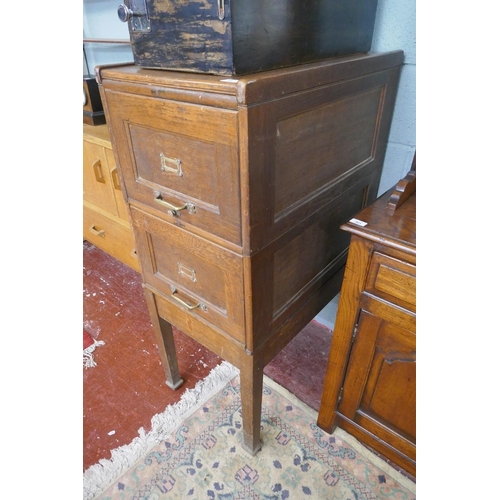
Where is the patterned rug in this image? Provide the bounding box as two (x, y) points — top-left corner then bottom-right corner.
(90, 372), (416, 499)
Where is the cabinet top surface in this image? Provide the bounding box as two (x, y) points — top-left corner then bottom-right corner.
(96, 50), (404, 105)
(83, 123), (111, 147)
(343, 189), (416, 255)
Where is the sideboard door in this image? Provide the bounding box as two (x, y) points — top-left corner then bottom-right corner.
(337, 309), (416, 467)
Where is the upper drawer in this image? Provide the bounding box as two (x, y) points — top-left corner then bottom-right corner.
(129, 206), (245, 344)
(365, 252), (416, 313)
(103, 90), (241, 246)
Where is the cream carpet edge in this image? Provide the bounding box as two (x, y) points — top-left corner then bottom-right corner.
(83, 361), (239, 500)
(263, 375), (416, 494)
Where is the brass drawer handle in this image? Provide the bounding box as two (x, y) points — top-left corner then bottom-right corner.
(90, 225), (105, 237)
(111, 168), (121, 190)
(93, 159), (105, 183)
(154, 193), (196, 217)
(170, 287), (207, 312)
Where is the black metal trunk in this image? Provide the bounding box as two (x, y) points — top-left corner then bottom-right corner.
(120, 0), (378, 76)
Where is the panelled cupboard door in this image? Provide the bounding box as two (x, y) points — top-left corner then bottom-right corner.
(105, 147), (129, 222)
(83, 140), (118, 216)
(337, 309), (416, 464)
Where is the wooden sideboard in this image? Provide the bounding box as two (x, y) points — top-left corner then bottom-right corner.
(83, 123), (140, 272)
(97, 51), (404, 454)
(317, 169), (416, 478)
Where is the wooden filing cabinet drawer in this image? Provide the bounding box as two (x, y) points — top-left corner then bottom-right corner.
(129, 206), (245, 343)
(365, 252), (416, 312)
(83, 205), (139, 272)
(104, 90), (241, 245)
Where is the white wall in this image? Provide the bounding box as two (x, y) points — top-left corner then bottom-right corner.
(314, 0), (416, 329)
(83, 0), (134, 75)
(371, 0), (416, 196)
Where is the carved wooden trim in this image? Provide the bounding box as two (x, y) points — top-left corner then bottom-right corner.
(386, 153), (416, 215)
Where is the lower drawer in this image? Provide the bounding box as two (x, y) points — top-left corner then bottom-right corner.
(83, 205), (140, 272)
(129, 206), (245, 343)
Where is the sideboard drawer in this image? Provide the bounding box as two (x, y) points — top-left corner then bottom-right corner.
(365, 252), (416, 312)
(129, 206), (245, 343)
(104, 90), (241, 245)
(83, 205), (139, 271)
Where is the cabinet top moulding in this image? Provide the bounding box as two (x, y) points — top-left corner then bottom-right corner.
(96, 50), (404, 107)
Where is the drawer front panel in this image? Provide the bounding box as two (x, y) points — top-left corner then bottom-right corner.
(129, 206), (245, 342)
(83, 205), (140, 272)
(365, 253), (416, 312)
(104, 90), (241, 245)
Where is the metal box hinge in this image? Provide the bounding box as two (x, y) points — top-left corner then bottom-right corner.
(217, 0), (225, 20)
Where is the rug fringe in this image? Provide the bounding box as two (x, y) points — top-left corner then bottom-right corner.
(83, 361), (239, 500)
(83, 340), (105, 369)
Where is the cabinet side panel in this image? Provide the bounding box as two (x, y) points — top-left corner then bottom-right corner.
(271, 179), (368, 317)
(247, 171), (379, 351)
(244, 65), (401, 254)
(274, 87), (382, 216)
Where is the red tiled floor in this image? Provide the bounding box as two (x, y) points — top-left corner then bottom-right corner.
(83, 240), (333, 471)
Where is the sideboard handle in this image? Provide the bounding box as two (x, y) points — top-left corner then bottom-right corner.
(89, 225), (105, 237)
(111, 168), (122, 190)
(92, 159), (105, 183)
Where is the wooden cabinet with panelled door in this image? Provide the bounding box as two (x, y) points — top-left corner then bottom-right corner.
(97, 51), (404, 455)
(318, 169), (416, 479)
(83, 123), (140, 272)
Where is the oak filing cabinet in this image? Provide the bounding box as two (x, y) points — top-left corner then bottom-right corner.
(317, 169), (416, 478)
(96, 51), (404, 454)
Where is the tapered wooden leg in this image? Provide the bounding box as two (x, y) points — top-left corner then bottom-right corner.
(144, 288), (184, 390)
(239, 355), (263, 455)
